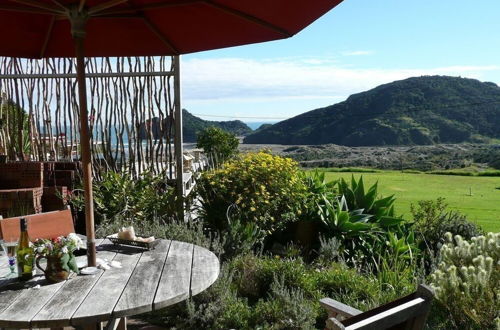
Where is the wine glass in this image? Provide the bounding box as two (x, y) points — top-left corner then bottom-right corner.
(1, 238), (18, 278)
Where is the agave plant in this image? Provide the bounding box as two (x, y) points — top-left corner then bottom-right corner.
(303, 170), (337, 199)
(317, 195), (373, 235)
(317, 195), (383, 263)
(300, 170), (338, 221)
(337, 176), (405, 229)
(317, 176), (419, 270)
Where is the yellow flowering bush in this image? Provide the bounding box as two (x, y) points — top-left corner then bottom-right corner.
(198, 152), (307, 233)
(429, 232), (499, 328)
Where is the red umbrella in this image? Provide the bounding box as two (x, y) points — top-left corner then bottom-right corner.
(0, 0), (343, 266)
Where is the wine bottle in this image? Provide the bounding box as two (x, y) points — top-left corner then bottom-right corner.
(17, 218), (34, 280)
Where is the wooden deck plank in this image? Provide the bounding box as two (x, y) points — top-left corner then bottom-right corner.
(71, 246), (142, 326)
(30, 250), (116, 328)
(190, 245), (219, 297)
(153, 241), (194, 310)
(112, 240), (172, 318)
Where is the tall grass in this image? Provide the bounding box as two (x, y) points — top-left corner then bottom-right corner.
(428, 169), (500, 177)
(321, 167), (381, 173)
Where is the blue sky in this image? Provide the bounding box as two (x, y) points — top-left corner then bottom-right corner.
(181, 0), (500, 123)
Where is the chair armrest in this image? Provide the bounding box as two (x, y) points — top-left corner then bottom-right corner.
(320, 297), (362, 319)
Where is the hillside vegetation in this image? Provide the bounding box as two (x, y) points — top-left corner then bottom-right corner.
(182, 109), (251, 142)
(138, 109), (252, 142)
(244, 76), (500, 146)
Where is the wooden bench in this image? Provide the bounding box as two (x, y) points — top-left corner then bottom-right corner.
(320, 284), (434, 330)
(0, 206), (75, 241)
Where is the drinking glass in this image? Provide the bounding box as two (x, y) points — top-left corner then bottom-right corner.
(1, 238), (18, 278)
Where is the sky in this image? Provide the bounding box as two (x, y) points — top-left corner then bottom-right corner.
(181, 0), (500, 123)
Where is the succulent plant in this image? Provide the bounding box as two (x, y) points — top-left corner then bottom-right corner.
(430, 232), (499, 328)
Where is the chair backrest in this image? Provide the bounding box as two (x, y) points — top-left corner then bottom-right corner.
(0, 207), (75, 241)
(327, 285), (434, 330)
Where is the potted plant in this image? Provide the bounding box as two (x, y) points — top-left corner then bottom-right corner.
(33, 233), (85, 283)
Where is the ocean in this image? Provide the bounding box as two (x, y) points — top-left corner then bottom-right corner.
(245, 121), (278, 130)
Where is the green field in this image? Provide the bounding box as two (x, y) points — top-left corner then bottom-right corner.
(321, 170), (500, 232)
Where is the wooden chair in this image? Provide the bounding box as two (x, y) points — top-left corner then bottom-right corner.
(320, 284), (434, 330)
(0, 206), (76, 241)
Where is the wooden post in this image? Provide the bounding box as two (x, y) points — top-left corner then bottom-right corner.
(173, 55), (184, 220)
(70, 6), (96, 267)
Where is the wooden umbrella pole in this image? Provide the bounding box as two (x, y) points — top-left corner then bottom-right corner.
(70, 7), (96, 267)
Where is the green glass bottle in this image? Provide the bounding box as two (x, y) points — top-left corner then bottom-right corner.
(17, 218), (34, 281)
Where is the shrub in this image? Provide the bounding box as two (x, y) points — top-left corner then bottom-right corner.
(313, 262), (381, 310)
(429, 232), (500, 329)
(96, 216), (225, 257)
(253, 276), (317, 330)
(144, 265), (253, 329)
(490, 158), (500, 170)
(230, 253), (415, 316)
(325, 167), (380, 173)
(69, 170), (177, 224)
(411, 198), (483, 272)
(198, 152), (307, 234)
(141, 251), (418, 330)
(196, 126), (239, 165)
(219, 211), (265, 260)
(314, 176), (417, 272)
(230, 254), (316, 302)
(316, 236), (341, 265)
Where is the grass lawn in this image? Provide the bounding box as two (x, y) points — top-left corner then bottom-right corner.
(321, 170), (500, 232)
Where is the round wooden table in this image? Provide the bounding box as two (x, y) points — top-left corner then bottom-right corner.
(0, 239), (219, 328)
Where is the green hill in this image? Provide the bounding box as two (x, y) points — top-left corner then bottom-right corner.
(243, 76), (500, 146)
(182, 109), (251, 142)
(139, 109), (252, 142)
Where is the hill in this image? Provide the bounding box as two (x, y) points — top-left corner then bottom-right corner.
(243, 76), (500, 146)
(138, 109), (252, 142)
(182, 110), (252, 142)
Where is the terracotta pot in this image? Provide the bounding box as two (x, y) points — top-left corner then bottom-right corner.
(36, 255), (70, 283)
(294, 220), (319, 247)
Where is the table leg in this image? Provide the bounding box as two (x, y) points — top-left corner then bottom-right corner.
(104, 317), (126, 330)
(117, 317), (127, 330)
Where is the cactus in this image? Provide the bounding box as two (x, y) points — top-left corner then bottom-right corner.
(430, 232), (499, 329)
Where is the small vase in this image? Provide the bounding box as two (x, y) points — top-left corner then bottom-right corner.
(36, 255), (70, 283)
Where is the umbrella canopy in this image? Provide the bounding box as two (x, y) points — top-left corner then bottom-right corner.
(0, 0), (342, 58)
(0, 0), (342, 266)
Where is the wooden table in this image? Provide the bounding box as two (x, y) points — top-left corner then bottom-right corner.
(0, 239), (219, 329)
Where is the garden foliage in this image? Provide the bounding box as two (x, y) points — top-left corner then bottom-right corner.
(196, 126), (239, 165)
(88, 153), (496, 330)
(315, 176), (416, 272)
(198, 151), (307, 235)
(0, 98), (31, 157)
(411, 198), (484, 271)
(430, 232), (499, 329)
(155, 253), (414, 329)
(69, 170), (176, 224)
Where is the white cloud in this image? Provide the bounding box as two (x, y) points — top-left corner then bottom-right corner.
(181, 57), (500, 105)
(341, 50), (374, 56)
